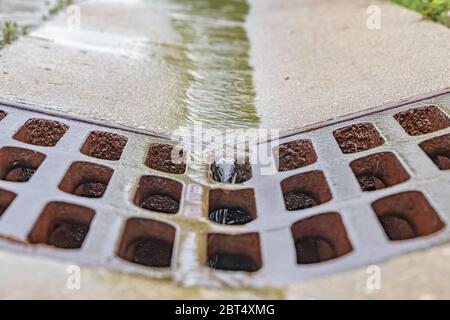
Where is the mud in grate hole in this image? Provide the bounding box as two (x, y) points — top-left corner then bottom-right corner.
(333, 123), (384, 154)
(28, 202), (95, 249)
(134, 175), (182, 214)
(13, 118), (68, 147)
(350, 152), (410, 192)
(419, 133), (450, 170)
(281, 170), (332, 211)
(273, 139), (317, 172)
(0, 189), (16, 217)
(145, 143), (187, 174)
(0, 147), (46, 182)
(118, 218), (175, 268)
(80, 131), (127, 161)
(59, 162), (113, 198)
(0, 110), (6, 121)
(394, 105), (450, 136)
(291, 212), (352, 264)
(207, 233), (262, 272)
(208, 188), (256, 225)
(210, 157), (252, 184)
(372, 191), (445, 241)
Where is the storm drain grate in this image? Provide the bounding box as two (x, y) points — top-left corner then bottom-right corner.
(0, 90), (450, 288)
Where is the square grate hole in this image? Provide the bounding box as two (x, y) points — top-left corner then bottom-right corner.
(28, 202), (95, 249)
(206, 232), (262, 272)
(273, 139), (317, 172)
(133, 175), (183, 214)
(0, 147), (46, 183)
(372, 191), (445, 241)
(394, 105), (450, 136)
(0, 188), (16, 217)
(208, 188), (256, 225)
(333, 123), (384, 154)
(419, 133), (450, 170)
(13, 118), (68, 147)
(80, 131), (127, 161)
(59, 162), (114, 198)
(350, 152), (410, 192)
(145, 143), (187, 174)
(210, 157), (252, 184)
(291, 212), (352, 264)
(281, 170), (332, 211)
(118, 218), (176, 268)
(0, 110), (7, 121)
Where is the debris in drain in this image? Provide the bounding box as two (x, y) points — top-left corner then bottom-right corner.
(275, 139), (317, 171)
(207, 252), (258, 272)
(13, 118), (68, 147)
(350, 152), (410, 192)
(81, 131), (127, 161)
(394, 105), (450, 136)
(141, 194), (179, 214)
(4, 165), (36, 182)
(47, 219), (89, 249)
(0, 111), (6, 121)
(357, 173), (386, 191)
(208, 208), (252, 225)
(0, 147), (46, 183)
(210, 158), (252, 184)
(73, 182), (107, 198)
(145, 143), (186, 174)
(284, 191), (317, 210)
(333, 123), (384, 154)
(281, 170), (332, 210)
(378, 215), (416, 241)
(295, 237), (336, 264)
(128, 237), (173, 268)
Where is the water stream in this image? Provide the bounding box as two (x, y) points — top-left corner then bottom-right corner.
(159, 0), (261, 183)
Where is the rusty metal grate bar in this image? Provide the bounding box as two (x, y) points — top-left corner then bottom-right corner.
(0, 90), (449, 288)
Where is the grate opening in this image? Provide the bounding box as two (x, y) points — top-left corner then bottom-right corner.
(13, 118), (68, 147)
(0, 188), (16, 217)
(133, 175), (182, 214)
(28, 202), (95, 249)
(273, 139), (317, 172)
(208, 188), (256, 225)
(281, 170), (332, 211)
(118, 218), (175, 268)
(394, 105), (450, 136)
(333, 123), (384, 154)
(80, 131), (128, 161)
(206, 233), (262, 272)
(0, 146), (46, 183)
(0, 110), (7, 121)
(59, 161), (114, 198)
(291, 212), (352, 264)
(419, 133), (450, 170)
(372, 191), (445, 241)
(145, 143), (187, 174)
(210, 158), (252, 184)
(350, 152), (410, 192)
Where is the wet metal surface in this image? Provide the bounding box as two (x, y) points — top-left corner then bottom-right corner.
(0, 90), (449, 288)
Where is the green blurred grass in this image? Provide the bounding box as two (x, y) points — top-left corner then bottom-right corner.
(392, 0), (450, 26)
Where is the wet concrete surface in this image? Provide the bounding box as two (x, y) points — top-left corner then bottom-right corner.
(0, 0), (450, 299)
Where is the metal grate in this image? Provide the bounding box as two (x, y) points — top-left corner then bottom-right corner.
(0, 90), (449, 288)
